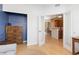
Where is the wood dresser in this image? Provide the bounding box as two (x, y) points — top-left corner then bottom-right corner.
(72, 37), (79, 55)
(6, 26), (23, 44)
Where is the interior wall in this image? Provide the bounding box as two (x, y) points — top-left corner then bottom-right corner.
(67, 5), (79, 52)
(0, 12), (8, 41)
(69, 5), (79, 37)
(42, 4), (67, 15)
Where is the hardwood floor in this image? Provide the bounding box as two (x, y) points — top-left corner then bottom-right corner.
(16, 34), (71, 55)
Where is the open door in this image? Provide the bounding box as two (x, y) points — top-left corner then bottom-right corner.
(63, 12), (71, 50)
(38, 16), (45, 46)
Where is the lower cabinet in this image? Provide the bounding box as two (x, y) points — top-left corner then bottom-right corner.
(51, 27), (63, 39)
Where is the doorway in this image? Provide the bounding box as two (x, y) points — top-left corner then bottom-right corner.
(45, 14), (63, 46)
(38, 12), (71, 52)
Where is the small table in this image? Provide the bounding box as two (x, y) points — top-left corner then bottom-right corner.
(72, 37), (79, 55)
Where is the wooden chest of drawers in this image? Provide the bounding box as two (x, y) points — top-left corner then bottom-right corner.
(6, 26), (23, 44)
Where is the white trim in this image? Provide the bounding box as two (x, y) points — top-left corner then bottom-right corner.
(63, 44), (72, 52)
(27, 43), (37, 46)
(23, 41), (27, 43)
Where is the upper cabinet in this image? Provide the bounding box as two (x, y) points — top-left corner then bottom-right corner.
(51, 17), (63, 27)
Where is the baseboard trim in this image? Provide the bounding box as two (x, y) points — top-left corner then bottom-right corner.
(64, 44), (72, 52)
(27, 43), (37, 46)
(23, 41), (26, 43)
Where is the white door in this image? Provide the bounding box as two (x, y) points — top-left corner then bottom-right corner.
(38, 16), (45, 46)
(63, 12), (71, 49)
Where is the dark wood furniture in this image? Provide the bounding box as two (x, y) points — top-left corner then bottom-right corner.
(72, 37), (79, 55)
(6, 26), (23, 44)
(59, 27), (63, 39)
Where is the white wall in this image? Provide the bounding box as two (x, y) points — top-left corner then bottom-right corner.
(42, 4), (67, 15)
(62, 4), (79, 37)
(69, 5), (79, 37)
(67, 5), (79, 52)
(3, 4), (44, 46)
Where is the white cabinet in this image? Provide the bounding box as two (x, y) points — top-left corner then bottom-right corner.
(51, 28), (59, 40)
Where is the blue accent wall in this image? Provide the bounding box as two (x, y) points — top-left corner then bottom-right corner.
(0, 11), (8, 41)
(0, 11), (27, 41)
(8, 14), (27, 41)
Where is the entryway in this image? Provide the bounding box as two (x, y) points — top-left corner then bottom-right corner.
(45, 14), (63, 47)
(38, 12), (71, 54)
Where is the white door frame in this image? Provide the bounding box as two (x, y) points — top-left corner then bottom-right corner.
(63, 11), (72, 51)
(38, 12), (71, 51)
(38, 14), (64, 46)
(37, 16), (45, 46)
